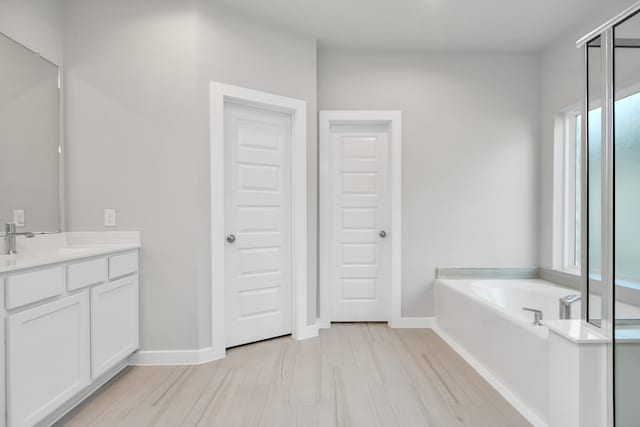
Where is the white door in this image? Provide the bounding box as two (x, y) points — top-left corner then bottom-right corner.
(330, 127), (390, 321)
(224, 101), (292, 348)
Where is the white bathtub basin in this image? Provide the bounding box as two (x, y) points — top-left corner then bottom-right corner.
(471, 279), (581, 322)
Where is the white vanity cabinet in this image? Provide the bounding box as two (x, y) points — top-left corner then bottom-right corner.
(90, 274), (139, 378)
(1, 248), (140, 427)
(7, 293), (90, 427)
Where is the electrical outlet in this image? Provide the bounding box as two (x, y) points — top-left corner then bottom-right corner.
(13, 209), (25, 227)
(104, 209), (116, 227)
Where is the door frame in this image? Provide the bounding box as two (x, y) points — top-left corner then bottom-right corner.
(318, 110), (402, 328)
(210, 81), (314, 359)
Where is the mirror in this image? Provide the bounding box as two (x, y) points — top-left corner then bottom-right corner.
(0, 32), (62, 233)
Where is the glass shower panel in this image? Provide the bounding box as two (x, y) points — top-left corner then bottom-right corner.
(587, 36), (603, 326)
(575, 116), (582, 266)
(613, 14), (640, 427)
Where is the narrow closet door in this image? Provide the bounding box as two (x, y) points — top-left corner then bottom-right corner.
(330, 128), (390, 321)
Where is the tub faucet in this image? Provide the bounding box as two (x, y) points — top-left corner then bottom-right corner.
(523, 307), (543, 326)
(4, 222), (35, 255)
(559, 294), (581, 320)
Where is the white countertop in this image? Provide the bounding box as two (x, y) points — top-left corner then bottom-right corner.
(544, 319), (640, 344)
(0, 231), (141, 273)
(543, 319), (611, 344)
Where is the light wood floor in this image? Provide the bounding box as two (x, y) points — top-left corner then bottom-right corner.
(57, 323), (530, 427)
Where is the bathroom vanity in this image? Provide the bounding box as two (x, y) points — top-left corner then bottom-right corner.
(0, 30), (143, 426)
(0, 232), (140, 427)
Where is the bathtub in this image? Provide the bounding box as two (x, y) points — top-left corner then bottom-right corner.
(434, 279), (580, 427)
(472, 279), (581, 324)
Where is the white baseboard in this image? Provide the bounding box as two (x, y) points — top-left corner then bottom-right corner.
(317, 317), (434, 329)
(131, 317), (444, 367)
(389, 316), (436, 328)
(294, 323), (320, 340)
(317, 318), (331, 329)
(128, 346), (224, 366)
(433, 326), (547, 427)
(128, 324), (320, 367)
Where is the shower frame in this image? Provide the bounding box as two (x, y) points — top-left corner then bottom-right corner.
(577, 2), (640, 425)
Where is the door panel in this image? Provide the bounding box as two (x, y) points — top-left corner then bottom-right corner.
(91, 275), (139, 379)
(224, 102), (292, 347)
(7, 293), (90, 427)
(331, 130), (390, 321)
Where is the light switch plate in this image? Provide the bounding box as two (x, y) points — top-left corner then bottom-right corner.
(104, 209), (116, 227)
(13, 209), (25, 227)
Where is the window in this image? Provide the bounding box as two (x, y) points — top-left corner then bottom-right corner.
(613, 90), (640, 284)
(558, 108), (582, 273)
(557, 90), (640, 282)
(574, 115), (581, 268)
(559, 104), (600, 275)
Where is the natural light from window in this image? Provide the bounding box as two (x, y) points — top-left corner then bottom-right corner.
(566, 90), (640, 284)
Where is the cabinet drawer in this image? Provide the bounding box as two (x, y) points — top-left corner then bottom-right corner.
(6, 266), (65, 310)
(109, 251), (138, 279)
(68, 257), (107, 291)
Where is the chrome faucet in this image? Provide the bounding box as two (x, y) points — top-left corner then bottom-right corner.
(4, 222), (35, 255)
(523, 307), (544, 326)
(559, 294), (581, 320)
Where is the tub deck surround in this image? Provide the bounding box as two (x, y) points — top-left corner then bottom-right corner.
(543, 319), (609, 344)
(434, 278), (622, 427)
(435, 278), (551, 426)
(537, 268), (580, 290)
(546, 321), (608, 427)
(436, 267), (539, 280)
(542, 319), (609, 427)
(436, 266), (582, 291)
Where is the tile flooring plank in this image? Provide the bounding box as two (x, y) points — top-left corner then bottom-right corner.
(57, 324), (532, 427)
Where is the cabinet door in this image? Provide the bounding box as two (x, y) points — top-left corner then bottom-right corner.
(91, 274), (139, 378)
(7, 293), (90, 427)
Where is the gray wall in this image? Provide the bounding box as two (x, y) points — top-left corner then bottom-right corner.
(0, 0), (63, 65)
(194, 0), (318, 336)
(318, 50), (540, 317)
(538, 31), (584, 270)
(7, 0), (632, 349)
(63, 0), (317, 351)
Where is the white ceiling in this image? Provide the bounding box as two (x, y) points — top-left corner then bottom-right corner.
(211, 0), (637, 51)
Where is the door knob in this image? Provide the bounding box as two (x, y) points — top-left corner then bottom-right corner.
(226, 234), (236, 243)
(379, 230), (387, 238)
